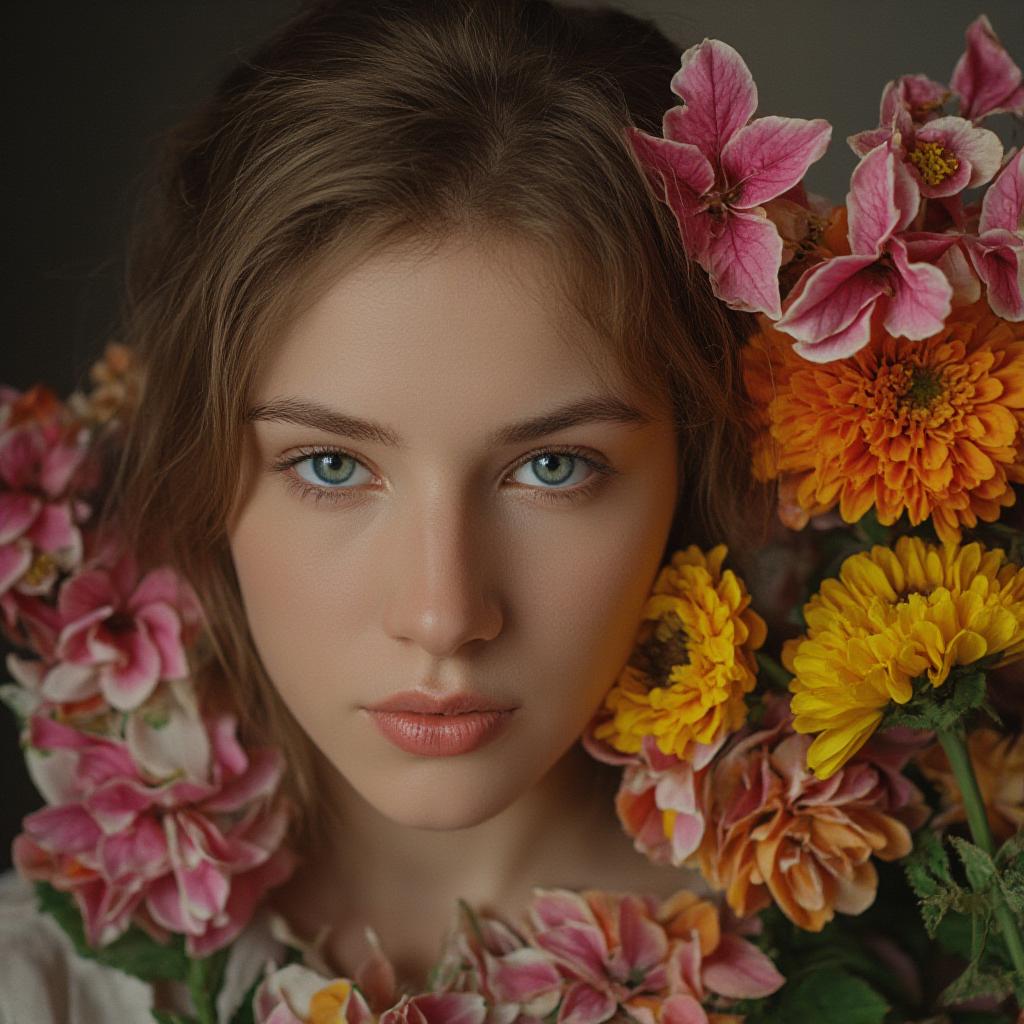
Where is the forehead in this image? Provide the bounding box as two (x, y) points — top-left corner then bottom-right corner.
(254, 233), (643, 417)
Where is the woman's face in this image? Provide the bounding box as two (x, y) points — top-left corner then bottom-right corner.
(228, 232), (680, 830)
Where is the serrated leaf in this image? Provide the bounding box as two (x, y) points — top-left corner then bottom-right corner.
(36, 882), (189, 982)
(939, 958), (1014, 1006)
(905, 829), (953, 898)
(950, 836), (996, 891)
(773, 968), (889, 1024)
(884, 671), (988, 731)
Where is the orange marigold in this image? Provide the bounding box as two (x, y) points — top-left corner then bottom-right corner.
(742, 299), (1024, 542)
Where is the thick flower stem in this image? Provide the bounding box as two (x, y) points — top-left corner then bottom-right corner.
(937, 729), (1024, 979)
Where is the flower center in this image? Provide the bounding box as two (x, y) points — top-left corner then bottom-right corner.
(908, 141), (959, 186)
(630, 615), (690, 683)
(22, 552), (56, 587)
(904, 366), (946, 410)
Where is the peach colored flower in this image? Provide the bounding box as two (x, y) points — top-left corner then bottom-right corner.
(918, 728), (1024, 843)
(697, 714), (928, 932)
(743, 299), (1024, 543)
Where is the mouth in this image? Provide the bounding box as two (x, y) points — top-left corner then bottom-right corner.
(362, 688), (518, 756)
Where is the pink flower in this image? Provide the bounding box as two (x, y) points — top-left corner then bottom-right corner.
(774, 141), (953, 361)
(44, 546), (204, 710)
(14, 692), (295, 956)
(380, 993), (488, 1024)
(950, 15), (1024, 122)
(433, 903), (562, 1024)
(627, 38), (830, 317)
(849, 108), (1001, 200)
(964, 149), (1024, 320)
(252, 965), (374, 1024)
(0, 385), (92, 627)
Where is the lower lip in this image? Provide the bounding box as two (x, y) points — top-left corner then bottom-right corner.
(366, 709), (514, 757)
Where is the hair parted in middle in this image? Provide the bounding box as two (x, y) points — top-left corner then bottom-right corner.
(99, 0), (771, 839)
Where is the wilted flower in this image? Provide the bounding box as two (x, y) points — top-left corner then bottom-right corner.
(742, 299), (1024, 543)
(697, 712), (928, 931)
(589, 546), (765, 764)
(786, 536), (1024, 778)
(627, 38), (830, 317)
(774, 141), (953, 361)
(918, 727), (1024, 843)
(13, 686), (295, 956)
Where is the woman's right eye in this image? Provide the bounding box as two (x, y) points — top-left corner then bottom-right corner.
(293, 451), (374, 490)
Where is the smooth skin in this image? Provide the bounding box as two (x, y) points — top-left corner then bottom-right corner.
(227, 231), (689, 982)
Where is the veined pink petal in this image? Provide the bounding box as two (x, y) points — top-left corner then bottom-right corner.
(100, 625), (162, 711)
(968, 231), (1024, 320)
(979, 150), (1023, 235)
(389, 993), (488, 1024)
(145, 871), (191, 934)
(791, 298), (878, 364)
(880, 74), (949, 126)
(177, 858), (231, 924)
(24, 803), (102, 854)
(951, 14), (1024, 122)
(848, 126), (894, 158)
(486, 948), (562, 1003)
(0, 492), (40, 543)
(534, 923), (609, 986)
(911, 116), (1003, 197)
(134, 602), (189, 679)
(774, 252), (883, 343)
(555, 981), (617, 1024)
(667, 39), (758, 163)
(660, 995), (709, 1024)
(58, 568), (117, 623)
(701, 933), (785, 998)
(883, 236), (953, 338)
(530, 888), (600, 930)
(618, 895), (669, 972)
(703, 208), (784, 317)
(847, 144), (915, 255)
(721, 115), (831, 208)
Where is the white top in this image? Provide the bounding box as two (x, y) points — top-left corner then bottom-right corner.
(0, 871), (285, 1024)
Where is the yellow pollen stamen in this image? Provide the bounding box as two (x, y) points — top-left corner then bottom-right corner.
(23, 552), (56, 588)
(908, 141), (959, 186)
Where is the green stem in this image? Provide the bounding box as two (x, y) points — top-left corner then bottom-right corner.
(937, 729), (1024, 979)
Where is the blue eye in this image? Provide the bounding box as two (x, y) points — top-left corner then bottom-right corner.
(510, 452), (591, 489)
(294, 452), (373, 489)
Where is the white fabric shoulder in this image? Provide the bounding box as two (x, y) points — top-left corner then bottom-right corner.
(0, 871), (284, 1024)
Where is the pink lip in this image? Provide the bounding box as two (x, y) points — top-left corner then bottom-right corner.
(364, 690), (518, 757)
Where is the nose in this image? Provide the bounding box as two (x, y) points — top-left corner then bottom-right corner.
(382, 492), (504, 658)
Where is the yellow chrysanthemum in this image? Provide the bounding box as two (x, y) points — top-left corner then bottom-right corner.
(592, 545), (766, 762)
(742, 300), (1024, 542)
(786, 536), (1024, 779)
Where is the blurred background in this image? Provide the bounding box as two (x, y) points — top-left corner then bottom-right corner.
(4, 0), (1023, 868)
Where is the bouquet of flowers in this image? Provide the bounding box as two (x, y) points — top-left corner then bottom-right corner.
(2, 13), (1023, 1024)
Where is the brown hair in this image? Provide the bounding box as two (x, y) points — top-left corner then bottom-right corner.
(98, 0), (771, 843)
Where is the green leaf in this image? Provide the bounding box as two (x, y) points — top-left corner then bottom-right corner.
(883, 670), (988, 731)
(187, 947), (231, 1024)
(905, 829), (952, 898)
(151, 1012), (197, 1024)
(36, 882), (189, 982)
(771, 968), (888, 1024)
(950, 836), (997, 891)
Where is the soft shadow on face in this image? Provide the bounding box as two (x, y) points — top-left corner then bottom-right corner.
(227, 231), (680, 830)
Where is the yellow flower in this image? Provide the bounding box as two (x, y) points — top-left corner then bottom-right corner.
(742, 301), (1024, 543)
(310, 979), (361, 1024)
(787, 536), (1024, 779)
(592, 545), (766, 761)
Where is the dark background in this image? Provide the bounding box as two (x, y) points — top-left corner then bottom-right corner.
(4, 1), (1023, 869)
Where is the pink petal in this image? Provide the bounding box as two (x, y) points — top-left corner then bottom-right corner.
(40, 440), (86, 498)
(775, 252), (883, 344)
(145, 872), (191, 933)
(0, 492), (40, 543)
(669, 811), (706, 863)
(703, 208), (784, 317)
(847, 144), (916, 255)
(87, 778), (155, 833)
(880, 74), (950, 126)
(556, 981), (617, 1024)
(404, 993), (487, 1024)
(882, 236), (953, 338)
(912, 116), (1003, 196)
(667, 39), (758, 163)
(24, 803), (102, 854)
(58, 568), (117, 623)
(979, 150), (1024, 235)
(721, 115), (831, 208)
(951, 15), (1024, 122)
(530, 888), (600, 930)
(702, 933), (785, 998)
(534, 924), (610, 986)
(969, 232), (1024, 320)
(619, 895), (669, 971)
(486, 949), (561, 1003)
(135, 602), (188, 679)
(791, 301), (878, 364)
(26, 501), (78, 554)
(100, 625), (162, 711)
(99, 816), (168, 881)
(202, 748), (283, 813)
(660, 995), (709, 1024)
(40, 660), (98, 703)
(848, 126), (894, 158)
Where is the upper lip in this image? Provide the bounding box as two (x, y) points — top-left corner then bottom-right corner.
(365, 690), (517, 715)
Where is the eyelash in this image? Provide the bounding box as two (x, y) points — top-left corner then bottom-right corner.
(272, 444), (617, 508)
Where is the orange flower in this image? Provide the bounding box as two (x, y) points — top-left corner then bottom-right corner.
(697, 716), (928, 931)
(742, 299), (1024, 541)
(918, 728), (1024, 843)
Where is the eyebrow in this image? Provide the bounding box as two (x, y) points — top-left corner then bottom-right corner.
(245, 393), (653, 448)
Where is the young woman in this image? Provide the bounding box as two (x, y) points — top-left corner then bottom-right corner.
(1, 0), (769, 1016)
